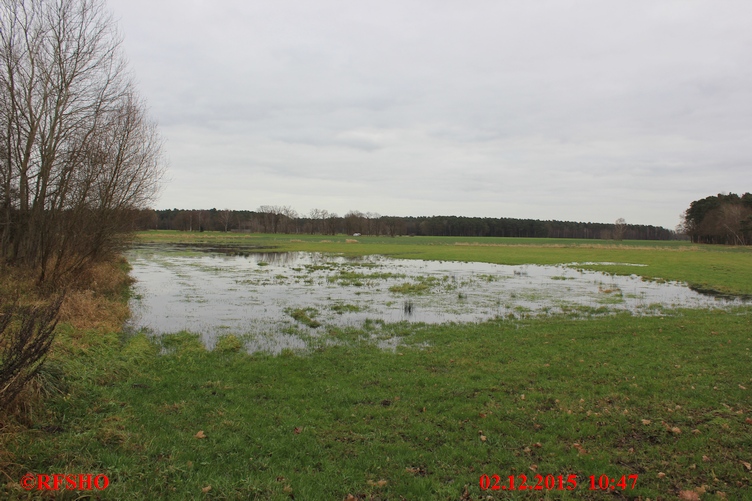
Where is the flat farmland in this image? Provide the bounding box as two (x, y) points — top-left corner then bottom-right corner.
(6, 232), (751, 500)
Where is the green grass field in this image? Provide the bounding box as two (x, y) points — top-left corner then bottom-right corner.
(4, 232), (751, 500)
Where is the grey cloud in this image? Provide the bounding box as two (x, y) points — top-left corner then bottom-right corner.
(109, 0), (752, 228)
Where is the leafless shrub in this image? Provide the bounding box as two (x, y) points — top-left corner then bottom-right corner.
(0, 295), (63, 411)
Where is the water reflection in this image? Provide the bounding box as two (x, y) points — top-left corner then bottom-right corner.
(125, 244), (750, 353)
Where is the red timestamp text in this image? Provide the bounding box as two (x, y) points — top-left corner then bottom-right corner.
(478, 474), (639, 491)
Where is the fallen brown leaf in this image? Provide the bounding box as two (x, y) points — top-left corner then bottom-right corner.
(480, 435), (487, 442)
(405, 466), (427, 476)
(283, 485), (293, 493)
(479, 412), (487, 418)
(529, 464), (538, 472)
(671, 427), (682, 434)
(523, 447), (531, 453)
(740, 385), (747, 390)
(195, 430), (206, 439)
(293, 427), (302, 434)
(202, 485), (211, 493)
(702, 455), (711, 462)
(533, 442), (542, 448)
(460, 485), (471, 501)
(657, 472), (666, 478)
(678, 490), (700, 501)
(642, 419), (652, 425)
(741, 461), (752, 471)
(746, 418), (752, 424)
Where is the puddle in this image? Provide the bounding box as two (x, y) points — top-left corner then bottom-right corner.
(125, 243), (750, 353)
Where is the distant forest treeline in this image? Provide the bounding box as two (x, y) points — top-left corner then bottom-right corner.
(682, 192), (752, 245)
(131, 207), (677, 240)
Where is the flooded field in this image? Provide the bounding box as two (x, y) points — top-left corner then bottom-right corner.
(126, 243), (748, 352)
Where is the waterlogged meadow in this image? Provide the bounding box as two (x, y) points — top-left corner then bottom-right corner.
(126, 243), (749, 354)
(7, 233), (752, 500)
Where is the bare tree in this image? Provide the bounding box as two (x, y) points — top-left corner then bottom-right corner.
(257, 205), (280, 233)
(257, 205), (298, 233)
(308, 208), (328, 234)
(364, 212), (381, 235)
(0, 0), (164, 283)
(325, 212), (339, 235)
(219, 209), (233, 232)
(613, 218), (626, 241)
(279, 205), (297, 233)
(344, 210), (365, 235)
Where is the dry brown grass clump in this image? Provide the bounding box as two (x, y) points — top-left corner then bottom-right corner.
(56, 258), (133, 331)
(0, 256), (132, 424)
(73, 260), (133, 329)
(57, 290), (129, 332)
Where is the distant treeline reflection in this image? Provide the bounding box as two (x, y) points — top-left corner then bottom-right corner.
(132, 207), (678, 241)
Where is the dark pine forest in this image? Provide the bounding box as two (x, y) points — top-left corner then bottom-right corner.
(132, 208), (677, 241)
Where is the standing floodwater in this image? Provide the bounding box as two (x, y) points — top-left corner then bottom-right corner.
(125, 244), (748, 351)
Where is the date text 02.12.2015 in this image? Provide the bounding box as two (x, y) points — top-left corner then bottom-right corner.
(479, 474), (639, 491)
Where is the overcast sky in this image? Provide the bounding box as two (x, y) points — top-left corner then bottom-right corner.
(108, 0), (752, 229)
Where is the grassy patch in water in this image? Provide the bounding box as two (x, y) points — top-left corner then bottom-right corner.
(6, 308), (752, 499)
(329, 302), (363, 314)
(389, 276), (442, 295)
(287, 307), (322, 328)
(326, 269), (405, 287)
(388, 282), (431, 294)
